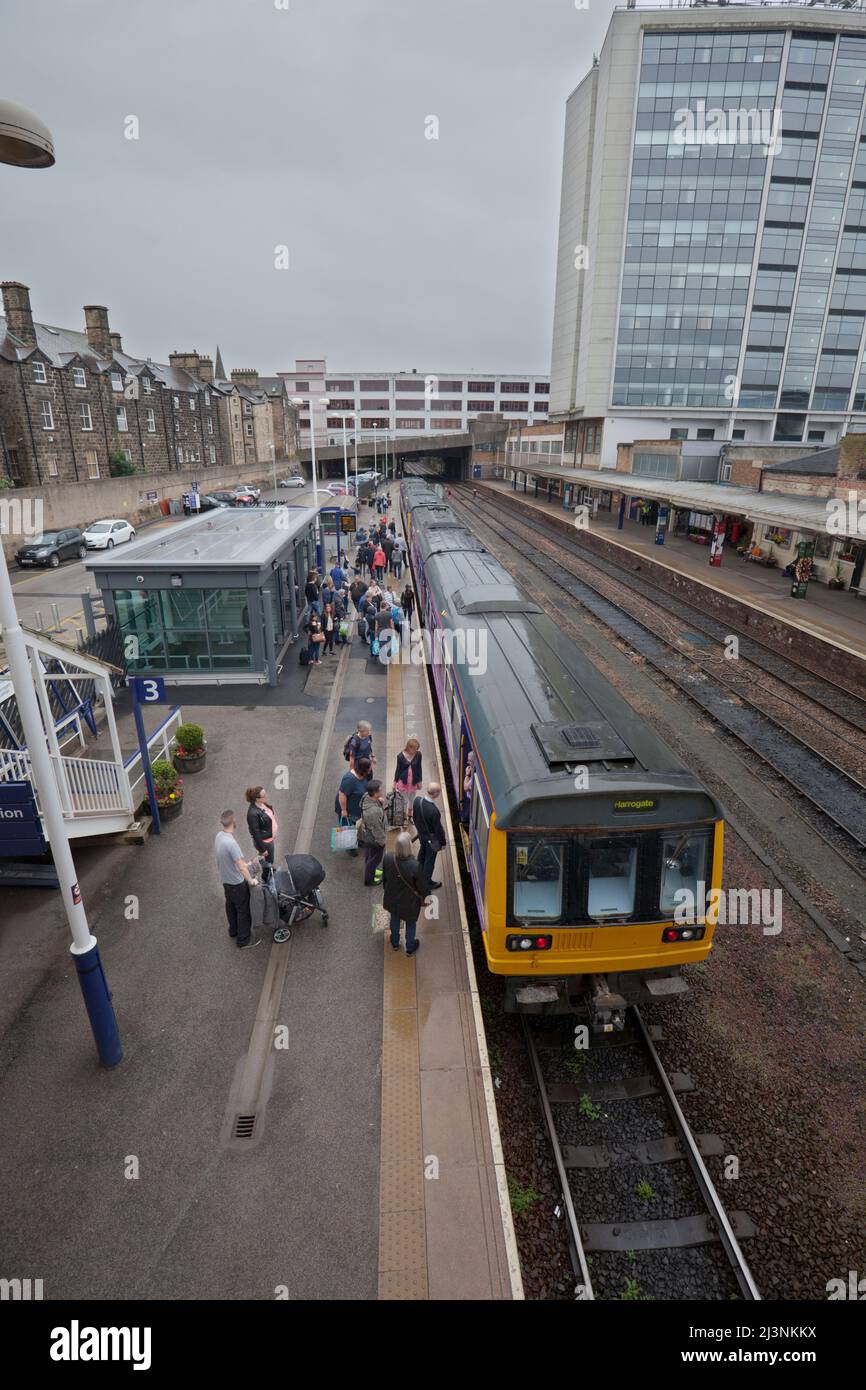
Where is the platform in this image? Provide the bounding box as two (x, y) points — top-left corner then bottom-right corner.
(480, 479), (866, 667)
(0, 498), (521, 1302)
(378, 637), (520, 1300)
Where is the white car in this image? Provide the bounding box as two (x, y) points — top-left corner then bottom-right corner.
(82, 518), (136, 550)
(279, 475), (306, 489)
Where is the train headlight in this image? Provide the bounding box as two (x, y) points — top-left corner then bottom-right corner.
(507, 934), (552, 952)
(662, 926), (705, 943)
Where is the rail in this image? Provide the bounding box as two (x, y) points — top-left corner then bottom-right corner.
(125, 706), (182, 805)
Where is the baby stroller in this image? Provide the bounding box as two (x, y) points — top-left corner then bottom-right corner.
(261, 853), (328, 943)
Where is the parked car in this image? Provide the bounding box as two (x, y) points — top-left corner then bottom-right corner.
(230, 487), (258, 507)
(211, 490), (237, 506)
(16, 528), (87, 569)
(82, 518), (136, 550)
(197, 494), (229, 512)
(279, 475), (306, 489)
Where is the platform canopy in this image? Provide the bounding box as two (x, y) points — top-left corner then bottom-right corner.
(510, 464), (857, 539)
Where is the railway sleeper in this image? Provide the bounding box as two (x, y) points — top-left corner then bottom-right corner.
(563, 1134), (724, 1169)
(580, 1211), (757, 1253)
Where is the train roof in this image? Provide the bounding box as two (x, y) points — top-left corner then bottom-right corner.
(417, 531), (720, 831)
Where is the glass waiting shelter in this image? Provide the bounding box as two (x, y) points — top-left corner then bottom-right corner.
(85, 506), (318, 686)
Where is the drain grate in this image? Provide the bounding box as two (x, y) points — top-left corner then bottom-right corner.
(233, 1113), (257, 1140)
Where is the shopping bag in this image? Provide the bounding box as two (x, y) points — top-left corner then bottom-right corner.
(371, 637), (380, 657)
(330, 822), (358, 852)
(339, 620), (350, 638)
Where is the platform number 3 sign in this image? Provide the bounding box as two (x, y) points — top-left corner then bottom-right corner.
(131, 677), (166, 704)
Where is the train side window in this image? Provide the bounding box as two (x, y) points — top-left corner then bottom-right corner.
(513, 840), (563, 922)
(659, 831), (710, 915)
(471, 780), (489, 859)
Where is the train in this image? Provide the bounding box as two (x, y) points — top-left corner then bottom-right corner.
(400, 477), (724, 1031)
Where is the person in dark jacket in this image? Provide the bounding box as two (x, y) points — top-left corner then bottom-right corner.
(382, 831), (426, 954)
(393, 738), (422, 828)
(305, 610), (325, 663)
(304, 570), (321, 617)
(412, 783), (444, 889)
(382, 534), (395, 572)
(401, 584), (415, 626)
(245, 785), (279, 865)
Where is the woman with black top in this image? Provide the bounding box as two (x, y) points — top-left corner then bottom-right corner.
(305, 610), (325, 663)
(393, 737), (422, 828)
(245, 785), (279, 865)
(401, 585), (415, 627)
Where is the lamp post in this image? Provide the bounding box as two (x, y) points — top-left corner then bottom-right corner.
(0, 99), (121, 1066)
(293, 393), (328, 566)
(268, 440), (277, 497)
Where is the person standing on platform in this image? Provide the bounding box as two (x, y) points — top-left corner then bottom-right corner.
(335, 757), (372, 859)
(322, 602), (337, 655)
(393, 737), (422, 828)
(344, 719), (375, 770)
(245, 785), (279, 866)
(359, 779), (388, 886)
(382, 532), (395, 574)
(391, 537), (404, 581)
(401, 583), (415, 628)
(330, 560), (346, 590)
(215, 809), (261, 949)
(382, 832), (426, 955)
(304, 570), (322, 618)
(304, 610), (325, 663)
(412, 783), (444, 890)
(372, 543), (386, 582)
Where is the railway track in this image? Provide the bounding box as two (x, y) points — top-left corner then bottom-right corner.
(453, 488), (866, 867)
(524, 1011), (761, 1302)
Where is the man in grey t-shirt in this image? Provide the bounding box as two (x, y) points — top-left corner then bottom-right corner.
(215, 809), (261, 949)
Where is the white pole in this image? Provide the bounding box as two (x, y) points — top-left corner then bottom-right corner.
(342, 418), (349, 494)
(0, 546), (122, 1064)
(269, 440), (277, 496)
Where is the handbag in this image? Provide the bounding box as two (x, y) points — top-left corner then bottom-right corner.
(331, 818), (359, 851)
(371, 637), (380, 657)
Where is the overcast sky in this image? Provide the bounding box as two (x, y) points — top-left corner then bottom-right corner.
(2, 0), (616, 375)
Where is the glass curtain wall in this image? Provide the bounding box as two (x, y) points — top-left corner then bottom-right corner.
(615, 26), (866, 432)
(114, 587), (254, 673)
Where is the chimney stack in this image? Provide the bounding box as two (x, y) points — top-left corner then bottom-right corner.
(231, 367), (260, 387)
(1, 281), (37, 346)
(83, 304), (112, 356)
(196, 355), (214, 383)
(109, 331), (123, 354)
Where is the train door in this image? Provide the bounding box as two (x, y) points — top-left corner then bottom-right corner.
(469, 777), (490, 894)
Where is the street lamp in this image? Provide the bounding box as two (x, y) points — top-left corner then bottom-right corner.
(0, 100), (121, 1065)
(267, 440), (277, 497)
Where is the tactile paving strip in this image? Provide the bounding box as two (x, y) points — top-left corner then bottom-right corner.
(378, 654), (428, 1299)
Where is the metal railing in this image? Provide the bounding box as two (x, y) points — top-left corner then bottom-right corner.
(0, 747), (132, 818)
(125, 706), (182, 807)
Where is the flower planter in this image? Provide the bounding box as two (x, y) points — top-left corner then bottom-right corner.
(147, 796), (184, 821)
(173, 750), (206, 774)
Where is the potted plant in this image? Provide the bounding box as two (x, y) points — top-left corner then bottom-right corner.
(147, 757), (184, 821)
(172, 721), (206, 774)
(828, 562), (846, 591)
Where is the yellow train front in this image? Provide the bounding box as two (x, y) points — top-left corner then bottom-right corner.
(402, 478), (724, 1032)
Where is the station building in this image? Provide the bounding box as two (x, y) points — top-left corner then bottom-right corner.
(84, 506), (319, 686)
(505, 431), (866, 591)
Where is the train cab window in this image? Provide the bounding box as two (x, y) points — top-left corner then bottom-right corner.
(513, 841), (564, 922)
(586, 837), (638, 922)
(659, 831), (710, 915)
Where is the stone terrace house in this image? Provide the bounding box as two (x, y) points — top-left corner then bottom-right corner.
(0, 282), (233, 488)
